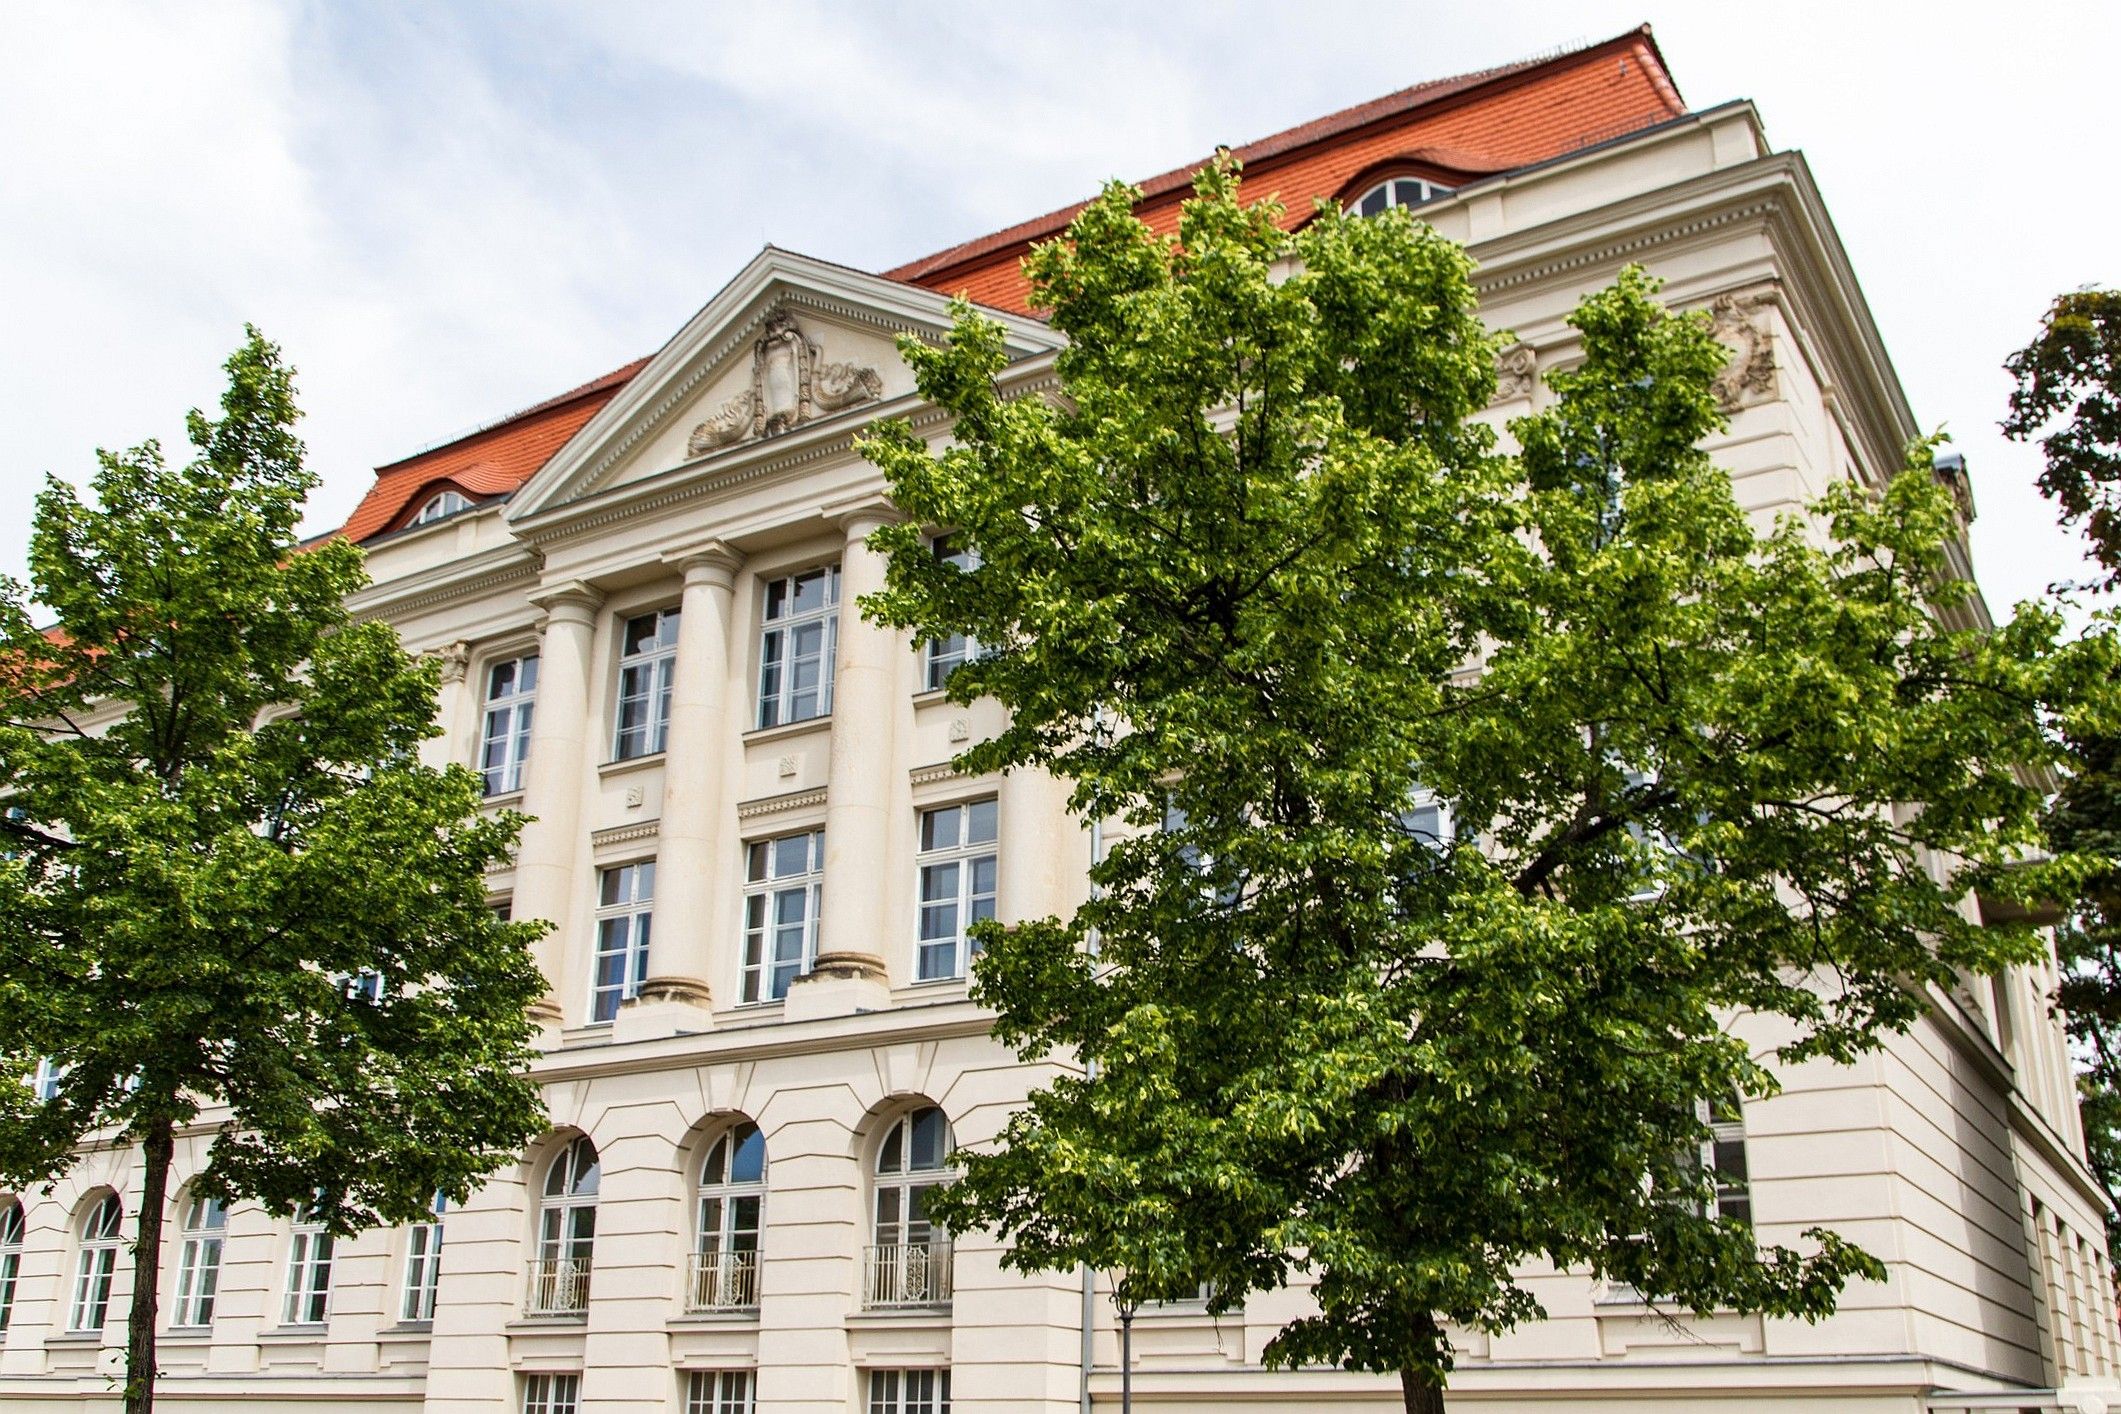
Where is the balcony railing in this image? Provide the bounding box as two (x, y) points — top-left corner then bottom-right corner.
(863, 1241), (952, 1308)
(685, 1248), (760, 1311)
(526, 1256), (592, 1314)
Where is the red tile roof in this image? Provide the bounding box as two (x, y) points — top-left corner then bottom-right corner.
(343, 27), (1684, 543)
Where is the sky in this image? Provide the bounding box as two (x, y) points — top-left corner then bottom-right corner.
(2, 1), (2114, 620)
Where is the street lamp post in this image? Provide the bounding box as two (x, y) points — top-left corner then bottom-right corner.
(1115, 1290), (1139, 1414)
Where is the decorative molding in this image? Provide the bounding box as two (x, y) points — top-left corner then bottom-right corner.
(346, 549), (541, 624)
(736, 787), (828, 820)
(591, 820), (660, 849)
(433, 641), (471, 685)
(801, 950), (888, 983)
(1489, 343), (1538, 405)
(909, 762), (961, 787)
(1705, 283), (1780, 412)
(631, 975), (712, 1007)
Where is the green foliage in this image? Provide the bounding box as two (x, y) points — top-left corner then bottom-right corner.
(0, 329), (547, 1410)
(2008, 288), (2121, 1251)
(2004, 288), (2121, 587)
(859, 160), (2107, 1396)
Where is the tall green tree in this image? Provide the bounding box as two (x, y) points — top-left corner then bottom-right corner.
(2006, 288), (2121, 1249)
(860, 161), (2106, 1413)
(0, 330), (549, 1414)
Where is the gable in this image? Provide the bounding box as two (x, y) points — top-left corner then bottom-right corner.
(508, 247), (1060, 521)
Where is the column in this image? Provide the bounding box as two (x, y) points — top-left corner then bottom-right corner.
(997, 764), (1076, 928)
(511, 581), (604, 1026)
(614, 543), (740, 1042)
(786, 502), (897, 1021)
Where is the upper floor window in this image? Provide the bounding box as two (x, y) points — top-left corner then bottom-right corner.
(401, 1192), (446, 1323)
(690, 1122), (764, 1311)
(687, 1370), (756, 1414)
(283, 1202), (334, 1325)
(531, 1136), (598, 1315)
(742, 829), (823, 1004)
(591, 861), (655, 1024)
(613, 609), (680, 760)
(867, 1370), (950, 1414)
(32, 1057), (66, 1102)
(1349, 176), (1450, 216)
(757, 566), (840, 728)
(915, 800), (998, 982)
(0, 1200), (23, 1333)
(868, 1108), (953, 1308)
(922, 537), (979, 693)
(1703, 1097), (1751, 1224)
(413, 489), (471, 525)
(173, 1192), (228, 1327)
(1399, 786), (1454, 853)
(481, 654), (538, 796)
(70, 1193), (122, 1332)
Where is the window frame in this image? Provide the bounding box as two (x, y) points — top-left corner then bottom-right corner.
(612, 607), (681, 761)
(479, 652), (539, 797)
(867, 1107), (955, 1308)
(281, 1202), (335, 1326)
(740, 828), (824, 1004)
(413, 488), (471, 525)
(522, 1372), (582, 1414)
(172, 1191), (229, 1328)
(913, 798), (999, 982)
(1347, 175), (1452, 216)
(590, 859), (656, 1024)
(920, 536), (980, 694)
(866, 1367), (952, 1414)
(400, 1192), (447, 1323)
(532, 1136), (599, 1314)
(0, 1200), (23, 1334)
(69, 1193), (122, 1333)
(692, 1123), (765, 1311)
(755, 565), (841, 729)
(686, 1370), (756, 1414)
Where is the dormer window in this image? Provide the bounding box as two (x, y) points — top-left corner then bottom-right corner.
(413, 489), (471, 525)
(1349, 177), (1450, 217)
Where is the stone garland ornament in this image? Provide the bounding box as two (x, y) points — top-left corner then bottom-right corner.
(1708, 286), (1779, 412)
(687, 308), (883, 457)
(1490, 343), (1538, 405)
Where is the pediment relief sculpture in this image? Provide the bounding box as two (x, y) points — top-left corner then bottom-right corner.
(686, 309), (884, 457)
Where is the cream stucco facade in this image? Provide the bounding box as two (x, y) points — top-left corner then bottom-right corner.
(0, 98), (2112, 1414)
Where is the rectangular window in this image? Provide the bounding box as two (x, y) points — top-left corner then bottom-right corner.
(686, 1370), (756, 1414)
(1706, 1098), (1751, 1224)
(0, 1203), (22, 1333)
(756, 566), (840, 728)
(283, 1206), (334, 1325)
(401, 1193), (446, 1322)
(741, 830), (823, 1003)
(591, 861), (656, 1024)
(915, 799), (998, 981)
(921, 537), (979, 693)
(867, 1369), (951, 1414)
(70, 1245), (116, 1332)
(522, 1373), (581, 1414)
(613, 609), (680, 760)
(481, 653), (538, 795)
(32, 1057), (65, 1101)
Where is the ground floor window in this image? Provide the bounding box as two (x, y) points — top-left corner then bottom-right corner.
(868, 1368), (950, 1414)
(522, 1372), (580, 1414)
(686, 1369), (755, 1414)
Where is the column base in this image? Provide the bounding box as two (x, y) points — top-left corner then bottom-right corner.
(784, 952), (891, 1021)
(611, 976), (715, 1043)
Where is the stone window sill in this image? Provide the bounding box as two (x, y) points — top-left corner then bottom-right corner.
(743, 716), (832, 748)
(599, 751), (666, 778)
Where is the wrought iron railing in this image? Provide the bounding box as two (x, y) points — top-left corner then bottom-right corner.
(526, 1256), (592, 1314)
(685, 1248), (760, 1311)
(863, 1241), (952, 1308)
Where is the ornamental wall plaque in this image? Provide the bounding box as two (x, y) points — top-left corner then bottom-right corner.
(686, 308), (884, 457)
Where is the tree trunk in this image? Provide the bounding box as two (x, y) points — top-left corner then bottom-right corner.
(124, 1116), (174, 1414)
(1399, 1366), (1446, 1414)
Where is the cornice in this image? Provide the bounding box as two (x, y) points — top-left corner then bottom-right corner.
(345, 544), (541, 624)
(736, 787), (828, 820)
(590, 820), (659, 849)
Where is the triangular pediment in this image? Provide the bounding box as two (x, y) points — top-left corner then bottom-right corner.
(509, 247), (1061, 521)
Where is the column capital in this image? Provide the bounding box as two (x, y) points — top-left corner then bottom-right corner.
(529, 579), (605, 627)
(821, 494), (904, 538)
(662, 539), (742, 589)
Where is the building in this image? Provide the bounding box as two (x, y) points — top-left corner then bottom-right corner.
(0, 25), (2112, 1414)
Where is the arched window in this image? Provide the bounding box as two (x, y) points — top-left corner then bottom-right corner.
(69, 1193), (122, 1332)
(412, 489), (470, 525)
(1348, 175), (1451, 217)
(690, 1122), (764, 1311)
(282, 1201), (334, 1325)
(401, 1192), (446, 1322)
(866, 1108), (953, 1308)
(531, 1136), (597, 1314)
(0, 1200), (23, 1333)
(172, 1191), (228, 1327)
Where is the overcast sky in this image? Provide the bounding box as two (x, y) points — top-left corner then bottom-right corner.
(3, 1), (2113, 619)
